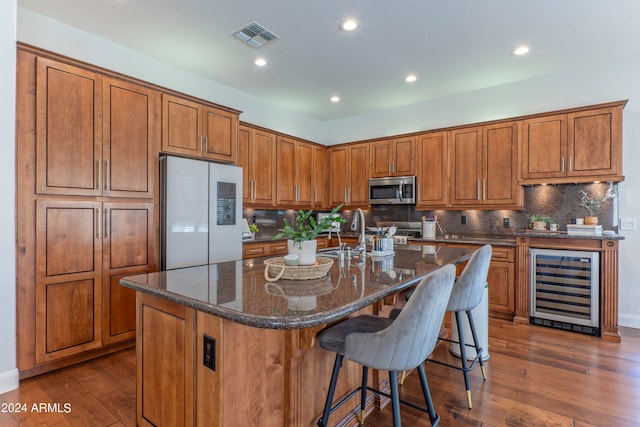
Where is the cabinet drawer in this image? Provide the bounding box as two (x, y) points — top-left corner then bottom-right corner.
(243, 244), (266, 258)
(269, 243), (288, 255)
(491, 246), (514, 262)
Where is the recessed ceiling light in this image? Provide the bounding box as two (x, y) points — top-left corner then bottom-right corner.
(254, 58), (267, 66)
(330, 96), (340, 103)
(340, 19), (358, 31)
(513, 45), (530, 56)
(405, 74), (417, 83)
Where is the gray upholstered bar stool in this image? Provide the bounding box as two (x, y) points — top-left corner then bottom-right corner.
(316, 265), (456, 427)
(426, 244), (492, 409)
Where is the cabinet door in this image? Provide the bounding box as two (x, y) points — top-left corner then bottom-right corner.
(521, 114), (567, 179)
(103, 202), (155, 344)
(483, 122), (521, 206)
(568, 107), (621, 178)
(312, 145), (329, 208)
(416, 131), (448, 207)
(393, 136), (416, 176)
(487, 261), (515, 315)
(161, 94), (201, 156)
(138, 294), (195, 427)
(276, 136), (297, 205)
(103, 78), (156, 198)
(449, 127), (482, 206)
(348, 144), (370, 206)
(250, 129), (277, 206)
(35, 200), (103, 363)
(296, 141), (314, 206)
(237, 125), (252, 202)
(370, 140), (392, 178)
(203, 106), (238, 163)
(330, 147), (349, 206)
(36, 57), (102, 196)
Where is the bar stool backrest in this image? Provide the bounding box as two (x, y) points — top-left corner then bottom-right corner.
(447, 245), (492, 313)
(344, 264), (456, 372)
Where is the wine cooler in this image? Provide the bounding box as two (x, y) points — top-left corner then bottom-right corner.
(530, 248), (600, 336)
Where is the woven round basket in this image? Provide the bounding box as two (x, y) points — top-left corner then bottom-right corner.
(264, 256), (333, 281)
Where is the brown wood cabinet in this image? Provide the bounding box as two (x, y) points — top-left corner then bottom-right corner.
(409, 241), (515, 318)
(329, 143), (370, 208)
(370, 136), (416, 177)
(161, 93), (238, 163)
(243, 238), (328, 259)
(415, 131), (448, 208)
(35, 58), (156, 198)
(238, 124), (277, 207)
(312, 145), (329, 208)
(17, 47), (159, 376)
(35, 200), (154, 362)
(520, 103), (624, 184)
(277, 136), (313, 207)
(449, 122), (522, 208)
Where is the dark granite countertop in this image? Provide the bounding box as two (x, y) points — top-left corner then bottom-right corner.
(120, 245), (473, 330)
(410, 234), (516, 246)
(512, 229), (624, 240)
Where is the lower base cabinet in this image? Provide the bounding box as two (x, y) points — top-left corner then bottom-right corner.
(136, 292), (381, 427)
(410, 241), (515, 319)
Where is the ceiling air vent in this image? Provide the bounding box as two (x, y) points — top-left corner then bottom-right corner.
(232, 22), (279, 48)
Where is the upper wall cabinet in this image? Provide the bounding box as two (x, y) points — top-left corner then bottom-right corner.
(237, 124), (277, 207)
(330, 143), (370, 208)
(276, 136), (313, 207)
(415, 131), (448, 208)
(161, 93), (239, 163)
(35, 58), (157, 198)
(312, 145), (329, 209)
(520, 102), (624, 184)
(370, 136), (416, 177)
(449, 122), (522, 208)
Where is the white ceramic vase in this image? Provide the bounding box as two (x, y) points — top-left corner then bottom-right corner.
(287, 239), (317, 265)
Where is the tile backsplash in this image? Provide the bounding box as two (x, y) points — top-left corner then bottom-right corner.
(244, 182), (618, 237)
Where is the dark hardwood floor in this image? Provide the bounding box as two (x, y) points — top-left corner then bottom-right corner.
(1, 319), (639, 426)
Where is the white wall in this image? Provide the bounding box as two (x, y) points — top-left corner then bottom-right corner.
(0, 0), (18, 394)
(6, 7), (638, 391)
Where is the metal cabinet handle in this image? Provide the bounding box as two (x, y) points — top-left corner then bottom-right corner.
(483, 179), (487, 200)
(568, 157), (572, 172)
(477, 180), (481, 201)
(105, 160), (110, 191)
(344, 187), (347, 204)
(96, 161), (101, 190)
(105, 208), (110, 238)
(205, 136), (209, 153)
(392, 161), (395, 174)
(96, 208), (101, 238)
(417, 182), (421, 201)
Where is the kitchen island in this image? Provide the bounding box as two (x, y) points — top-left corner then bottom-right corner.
(120, 245), (473, 427)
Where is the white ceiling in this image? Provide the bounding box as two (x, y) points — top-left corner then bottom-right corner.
(17, 0), (640, 121)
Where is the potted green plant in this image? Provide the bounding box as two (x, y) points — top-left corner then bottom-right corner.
(579, 190), (606, 225)
(248, 223), (259, 239)
(527, 214), (554, 230)
(273, 205), (346, 265)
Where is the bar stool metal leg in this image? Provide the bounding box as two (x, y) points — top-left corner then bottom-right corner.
(417, 364), (440, 426)
(466, 310), (487, 380)
(454, 311), (473, 409)
(389, 370), (402, 427)
(360, 366), (368, 424)
(319, 353), (343, 427)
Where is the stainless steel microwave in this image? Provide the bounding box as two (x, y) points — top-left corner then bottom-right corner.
(369, 176), (416, 205)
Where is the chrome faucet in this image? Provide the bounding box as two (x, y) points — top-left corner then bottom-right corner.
(351, 208), (367, 257)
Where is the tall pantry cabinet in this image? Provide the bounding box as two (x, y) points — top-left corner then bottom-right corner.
(17, 48), (157, 375)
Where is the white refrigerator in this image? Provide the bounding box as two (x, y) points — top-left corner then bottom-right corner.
(160, 155), (243, 270)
